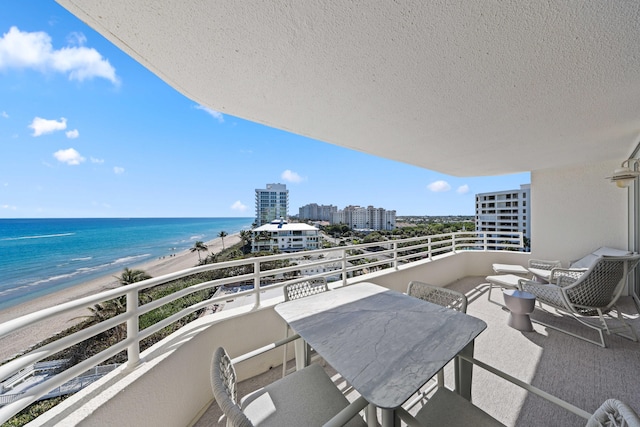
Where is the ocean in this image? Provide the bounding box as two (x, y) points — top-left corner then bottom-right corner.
(0, 217), (253, 311)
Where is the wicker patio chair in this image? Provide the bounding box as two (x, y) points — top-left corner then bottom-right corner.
(527, 247), (631, 282)
(586, 399), (640, 427)
(281, 277), (329, 377)
(405, 281), (468, 407)
(211, 347), (366, 427)
(407, 281), (468, 314)
(518, 254), (640, 347)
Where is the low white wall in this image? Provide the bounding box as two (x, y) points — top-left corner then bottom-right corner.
(361, 251), (530, 291)
(531, 160), (629, 264)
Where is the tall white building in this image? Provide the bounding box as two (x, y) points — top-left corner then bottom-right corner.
(331, 205), (396, 231)
(475, 184), (531, 249)
(255, 183), (289, 226)
(251, 219), (321, 253)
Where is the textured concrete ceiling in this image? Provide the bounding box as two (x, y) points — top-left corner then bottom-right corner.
(57, 1), (640, 176)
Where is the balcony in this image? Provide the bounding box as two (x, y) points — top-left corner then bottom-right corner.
(1, 229), (639, 426)
(11, 1), (640, 424)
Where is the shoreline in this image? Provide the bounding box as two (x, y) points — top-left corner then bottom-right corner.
(0, 233), (241, 362)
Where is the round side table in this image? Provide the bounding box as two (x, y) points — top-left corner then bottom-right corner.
(503, 289), (536, 332)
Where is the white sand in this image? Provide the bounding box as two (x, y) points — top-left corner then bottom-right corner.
(0, 233), (241, 362)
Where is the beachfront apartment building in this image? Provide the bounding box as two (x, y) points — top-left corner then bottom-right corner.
(255, 183), (289, 226)
(251, 219), (321, 253)
(331, 205), (396, 231)
(298, 203), (338, 222)
(475, 184), (531, 250)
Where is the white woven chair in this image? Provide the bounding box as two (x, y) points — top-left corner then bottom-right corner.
(404, 281), (468, 407)
(211, 347), (366, 427)
(527, 247), (631, 282)
(281, 278), (329, 377)
(586, 399), (640, 427)
(407, 281), (468, 314)
(518, 254), (640, 347)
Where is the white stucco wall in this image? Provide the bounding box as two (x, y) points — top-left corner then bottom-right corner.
(530, 160), (629, 264)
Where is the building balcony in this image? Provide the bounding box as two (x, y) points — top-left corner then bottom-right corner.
(11, 1), (640, 424)
(1, 230), (638, 426)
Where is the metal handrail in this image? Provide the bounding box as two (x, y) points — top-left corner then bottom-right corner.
(0, 230), (523, 423)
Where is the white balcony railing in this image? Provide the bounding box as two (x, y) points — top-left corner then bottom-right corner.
(0, 231), (522, 423)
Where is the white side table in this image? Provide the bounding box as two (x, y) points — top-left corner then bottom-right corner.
(503, 289), (536, 332)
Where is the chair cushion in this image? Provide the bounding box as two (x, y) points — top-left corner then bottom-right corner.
(570, 247), (631, 269)
(415, 388), (505, 427)
(241, 363), (366, 427)
(592, 247), (631, 257)
(570, 254), (599, 269)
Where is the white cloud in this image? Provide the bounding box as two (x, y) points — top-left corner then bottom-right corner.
(90, 157), (104, 164)
(1, 204), (17, 210)
(1, 111), (8, 118)
(113, 166), (125, 174)
(195, 104), (224, 122)
(29, 117), (67, 136)
(427, 180), (451, 192)
(0, 26), (118, 84)
(456, 184), (469, 194)
(281, 169), (304, 183)
(231, 200), (248, 212)
(53, 148), (85, 165)
(66, 129), (79, 139)
(66, 32), (87, 46)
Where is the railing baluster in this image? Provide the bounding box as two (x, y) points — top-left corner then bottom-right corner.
(393, 241), (398, 269)
(341, 248), (348, 286)
(253, 259), (261, 309)
(126, 288), (140, 367)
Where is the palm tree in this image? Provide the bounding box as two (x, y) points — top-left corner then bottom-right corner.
(239, 230), (252, 254)
(190, 240), (208, 261)
(218, 230), (228, 250)
(256, 231), (272, 252)
(116, 267), (152, 285)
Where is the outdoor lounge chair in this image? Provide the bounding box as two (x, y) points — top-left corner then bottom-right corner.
(211, 346), (366, 427)
(518, 254), (640, 347)
(281, 278), (329, 377)
(492, 247), (631, 283)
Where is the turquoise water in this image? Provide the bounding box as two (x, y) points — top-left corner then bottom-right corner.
(0, 217), (253, 310)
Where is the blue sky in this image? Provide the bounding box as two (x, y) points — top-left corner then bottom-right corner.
(0, 2), (529, 219)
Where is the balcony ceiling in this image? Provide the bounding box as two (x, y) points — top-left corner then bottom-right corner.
(57, 1), (640, 176)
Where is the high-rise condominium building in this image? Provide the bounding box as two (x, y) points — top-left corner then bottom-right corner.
(255, 183), (289, 226)
(298, 203), (338, 222)
(475, 184), (531, 250)
(331, 205), (396, 231)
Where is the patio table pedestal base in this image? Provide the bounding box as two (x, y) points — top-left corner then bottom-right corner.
(503, 290), (536, 332)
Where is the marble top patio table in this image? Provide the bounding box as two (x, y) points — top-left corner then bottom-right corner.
(275, 282), (487, 425)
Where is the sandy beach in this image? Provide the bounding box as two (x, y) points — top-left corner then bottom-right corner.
(0, 233), (241, 362)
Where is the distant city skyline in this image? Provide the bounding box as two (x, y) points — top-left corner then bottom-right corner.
(0, 2), (530, 219)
